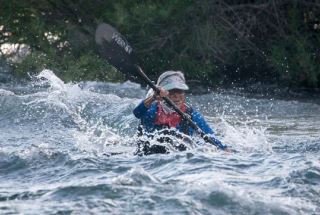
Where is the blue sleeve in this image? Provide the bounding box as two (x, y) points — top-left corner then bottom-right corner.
(191, 110), (215, 135)
(133, 101), (149, 119)
(191, 110), (227, 150)
(133, 101), (158, 133)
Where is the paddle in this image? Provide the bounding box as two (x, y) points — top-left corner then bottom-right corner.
(95, 23), (226, 150)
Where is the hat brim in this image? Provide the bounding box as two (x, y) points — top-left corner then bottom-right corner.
(162, 83), (189, 91)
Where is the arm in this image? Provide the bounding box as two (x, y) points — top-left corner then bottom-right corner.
(132, 99), (159, 134)
(191, 111), (214, 134)
(133, 96), (155, 119)
(133, 87), (168, 119)
(191, 110), (228, 150)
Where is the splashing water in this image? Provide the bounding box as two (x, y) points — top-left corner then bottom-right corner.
(0, 69), (319, 214)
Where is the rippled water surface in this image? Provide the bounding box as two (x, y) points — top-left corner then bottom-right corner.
(0, 69), (319, 214)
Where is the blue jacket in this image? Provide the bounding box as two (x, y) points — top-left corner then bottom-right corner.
(133, 101), (227, 149)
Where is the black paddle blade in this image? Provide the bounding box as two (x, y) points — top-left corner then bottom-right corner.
(95, 23), (138, 81)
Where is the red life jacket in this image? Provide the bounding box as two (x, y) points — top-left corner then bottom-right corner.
(154, 102), (186, 128)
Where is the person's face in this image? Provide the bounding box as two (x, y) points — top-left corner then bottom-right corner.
(168, 89), (185, 106)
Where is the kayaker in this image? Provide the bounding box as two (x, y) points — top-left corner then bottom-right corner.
(133, 71), (227, 155)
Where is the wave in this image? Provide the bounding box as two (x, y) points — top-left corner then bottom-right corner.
(1, 69), (320, 214)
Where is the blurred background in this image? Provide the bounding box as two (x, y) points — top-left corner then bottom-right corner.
(1, 0), (319, 93)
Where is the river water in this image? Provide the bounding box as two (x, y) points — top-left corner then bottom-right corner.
(0, 69), (319, 214)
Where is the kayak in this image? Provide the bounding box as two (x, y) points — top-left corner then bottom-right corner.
(135, 139), (187, 156)
(134, 129), (194, 156)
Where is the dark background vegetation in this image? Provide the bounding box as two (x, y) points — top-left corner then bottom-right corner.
(1, 0), (319, 90)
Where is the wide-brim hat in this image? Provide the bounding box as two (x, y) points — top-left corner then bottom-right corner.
(157, 71), (189, 91)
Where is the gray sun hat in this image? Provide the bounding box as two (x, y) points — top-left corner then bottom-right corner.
(157, 71), (189, 91)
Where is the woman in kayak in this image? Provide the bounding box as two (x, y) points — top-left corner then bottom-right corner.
(133, 71), (227, 155)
